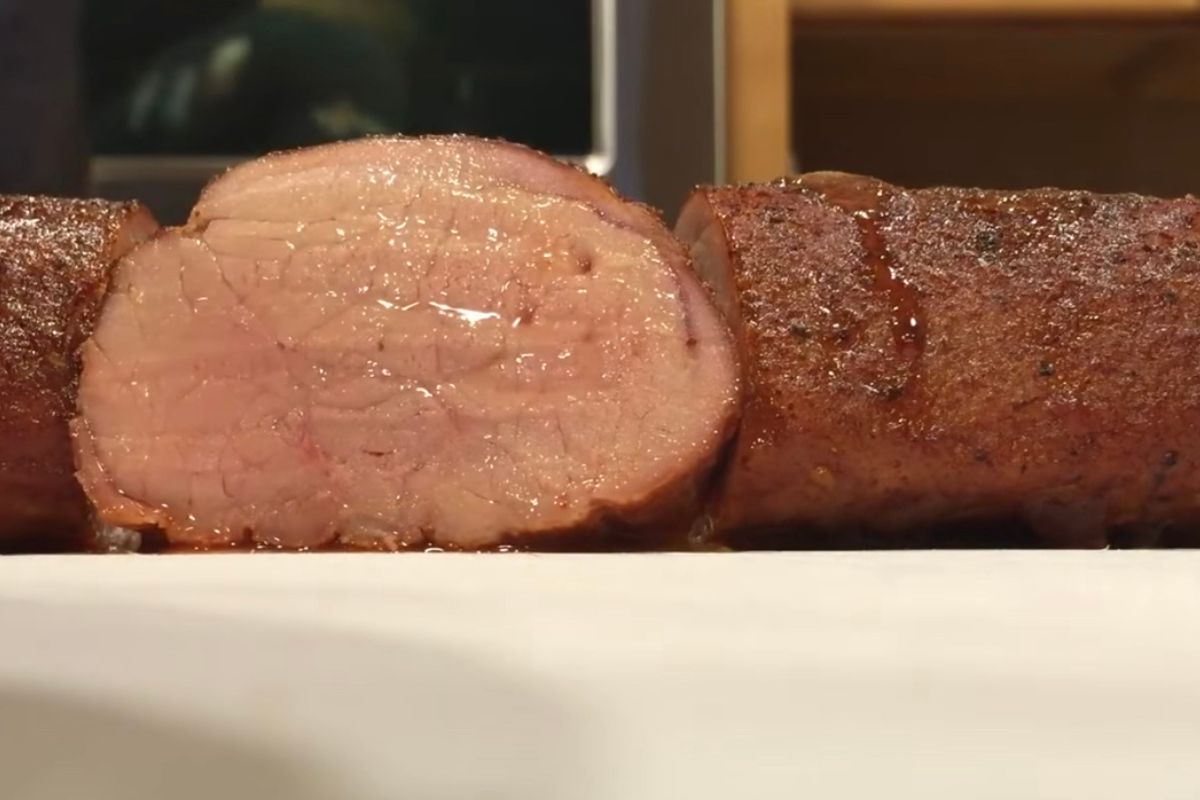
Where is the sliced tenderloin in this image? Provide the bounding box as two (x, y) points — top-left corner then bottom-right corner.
(76, 136), (739, 550)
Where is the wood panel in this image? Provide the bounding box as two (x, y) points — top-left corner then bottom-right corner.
(725, 0), (792, 182)
(793, 22), (1200, 102)
(791, 0), (1200, 16)
(791, 20), (1200, 196)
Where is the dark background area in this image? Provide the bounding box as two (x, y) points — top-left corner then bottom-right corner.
(0, 0), (87, 195)
(81, 0), (592, 157)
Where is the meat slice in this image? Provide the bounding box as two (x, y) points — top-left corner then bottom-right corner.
(76, 136), (739, 550)
(0, 196), (157, 551)
(678, 172), (1200, 547)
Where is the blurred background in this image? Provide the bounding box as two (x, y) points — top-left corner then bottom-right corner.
(2, 0), (1200, 220)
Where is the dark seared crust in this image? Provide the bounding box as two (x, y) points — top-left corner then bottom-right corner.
(0, 196), (157, 551)
(681, 172), (1200, 548)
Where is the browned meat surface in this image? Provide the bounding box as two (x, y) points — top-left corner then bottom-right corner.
(76, 136), (739, 551)
(0, 196), (156, 551)
(678, 172), (1200, 547)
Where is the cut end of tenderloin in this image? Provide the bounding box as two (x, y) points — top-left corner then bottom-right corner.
(76, 136), (739, 550)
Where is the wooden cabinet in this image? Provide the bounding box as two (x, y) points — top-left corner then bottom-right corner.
(791, 0), (1200, 13)
(724, 0), (791, 183)
(724, 0), (1200, 190)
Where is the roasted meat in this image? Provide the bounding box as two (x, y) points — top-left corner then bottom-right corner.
(75, 136), (740, 550)
(0, 196), (156, 551)
(678, 172), (1200, 547)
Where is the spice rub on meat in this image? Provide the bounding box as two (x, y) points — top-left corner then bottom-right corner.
(679, 172), (1200, 547)
(0, 196), (156, 551)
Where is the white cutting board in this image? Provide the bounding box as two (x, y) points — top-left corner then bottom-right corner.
(0, 551), (1198, 800)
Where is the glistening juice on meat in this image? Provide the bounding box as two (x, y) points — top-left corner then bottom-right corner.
(73, 136), (741, 551)
(4, 138), (1200, 551)
(678, 171), (1200, 547)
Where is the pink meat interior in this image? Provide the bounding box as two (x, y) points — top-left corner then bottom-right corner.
(76, 137), (738, 549)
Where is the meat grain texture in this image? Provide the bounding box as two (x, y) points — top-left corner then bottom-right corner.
(76, 136), (740, 550)
(679, 172), (1200, 547)
(0, 196), (156, 550)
